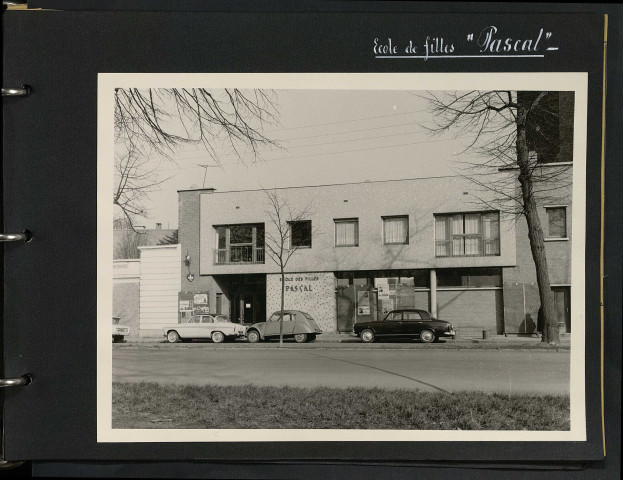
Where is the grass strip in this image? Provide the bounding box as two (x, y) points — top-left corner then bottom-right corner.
(113, 382), (570, 430)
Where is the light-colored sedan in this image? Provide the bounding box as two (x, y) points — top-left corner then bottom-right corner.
(162, 314), (246, 343)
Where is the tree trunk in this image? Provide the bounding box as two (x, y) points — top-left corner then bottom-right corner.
(279, 269), (285, 346)
(516, 102), (560, 344)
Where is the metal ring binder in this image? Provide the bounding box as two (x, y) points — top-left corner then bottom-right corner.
(1, 87), (29, 97)
(0, 232), (30, 242)
(0, 375), (30, 388)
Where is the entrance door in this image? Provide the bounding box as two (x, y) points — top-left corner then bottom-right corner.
(552, 287), (571, 334)
(233, 295), (257, 325)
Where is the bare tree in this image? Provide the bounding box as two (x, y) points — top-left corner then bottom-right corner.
(113, 88), (280, 226)
(424, 91), (574, 344)
(113, 147), (170, 230)
(263, 190), (318, 346)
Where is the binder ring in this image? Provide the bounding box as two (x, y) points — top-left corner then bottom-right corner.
(1, 86), (29, 97)
(0, 230), (32, 242)
(0, 375), (30, 388)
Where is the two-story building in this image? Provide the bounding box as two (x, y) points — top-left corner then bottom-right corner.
(173, 166), (572, 339)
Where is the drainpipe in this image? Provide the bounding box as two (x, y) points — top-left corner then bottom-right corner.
(430, 269), (437, 318)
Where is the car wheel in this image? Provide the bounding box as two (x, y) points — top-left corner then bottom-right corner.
(420, 329), (436, 343)
(167, 331), (181, 343)
(247, 330), (261, 343)
(306, 334), (317, 343)
(211, 331), (225, 343)
(294, 333), (308, 343)
(112, 335), (123, 343)
(361, 329), (375, 343)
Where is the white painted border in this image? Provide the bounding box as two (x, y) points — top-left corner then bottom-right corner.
(98, 72), (588, 443)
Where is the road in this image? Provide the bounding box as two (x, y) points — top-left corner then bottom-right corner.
(112, 346), (570, 395)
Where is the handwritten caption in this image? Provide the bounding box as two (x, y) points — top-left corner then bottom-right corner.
(373, 26), (558, 60)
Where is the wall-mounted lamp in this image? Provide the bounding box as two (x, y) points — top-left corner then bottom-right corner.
(184, 250), (193, 281)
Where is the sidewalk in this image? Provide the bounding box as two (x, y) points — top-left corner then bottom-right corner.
(120, 332), (571, 350)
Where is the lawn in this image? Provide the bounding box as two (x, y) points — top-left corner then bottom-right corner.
(112, 382), (570, 430)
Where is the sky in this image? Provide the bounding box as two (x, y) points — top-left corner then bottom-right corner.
(117, 89), (479, 229)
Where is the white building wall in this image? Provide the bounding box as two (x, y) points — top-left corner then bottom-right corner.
(198, 175), (518, 276)
(138, 244), (181, 337)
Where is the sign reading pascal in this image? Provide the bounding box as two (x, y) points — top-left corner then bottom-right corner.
(280, 275), (320, 293)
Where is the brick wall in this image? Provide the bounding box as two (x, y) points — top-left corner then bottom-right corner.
(112, 282), (139, 339)
(503, 165), (572, 333)
(178, 189), (227, 315)
(437, 289), (503, 336)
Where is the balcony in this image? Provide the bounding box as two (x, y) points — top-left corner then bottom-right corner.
(214, 246), (265, 265)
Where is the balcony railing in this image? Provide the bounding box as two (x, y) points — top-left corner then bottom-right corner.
(435, 238), (500, 257)
(214, 246), (265, 265)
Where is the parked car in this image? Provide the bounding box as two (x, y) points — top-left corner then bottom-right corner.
(112, 316), (130, 343)
(246, 310), (322, 343)
(162, 314), (246, 343)
(353, 309), (455, 343)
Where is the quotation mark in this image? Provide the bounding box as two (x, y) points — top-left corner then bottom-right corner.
(546, 32), (552, 39)
(467, 33), (474, 41)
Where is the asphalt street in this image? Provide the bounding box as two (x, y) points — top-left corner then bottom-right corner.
(112, 347), (570, 395)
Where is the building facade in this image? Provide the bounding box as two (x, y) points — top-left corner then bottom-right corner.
(175, 168), (572, 339)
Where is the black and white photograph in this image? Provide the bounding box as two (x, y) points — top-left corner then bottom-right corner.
(97, 73), (587, 442)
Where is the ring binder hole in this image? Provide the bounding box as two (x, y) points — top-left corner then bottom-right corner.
(22, 374), (32, 386)
(22, 229), (32, 242)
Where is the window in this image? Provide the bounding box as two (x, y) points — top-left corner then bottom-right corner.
(437, 268), (502, 288)
(403, 311), (423, 321)
(335, 218), (359, 247)
(435, 212), (500, 257)
(289, 220), (312, 248)
(546, 207), (567, 238)
(384, 312), (402, 321)
(213, 223), (265, 265)
(383, 216), (409, 244)
(268, 312), (293, 322)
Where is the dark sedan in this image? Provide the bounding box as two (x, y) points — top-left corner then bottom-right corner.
(353, 309), (455, 343)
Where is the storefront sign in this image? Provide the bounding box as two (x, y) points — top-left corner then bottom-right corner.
(279, 275), (320, 293)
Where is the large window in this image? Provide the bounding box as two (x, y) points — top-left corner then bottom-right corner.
(435, 212), (500, 257)
(335, 218), (359, 247)
(214, 223), (265, 264)
(289, 220), (312, 248)
(546, 207), (567, 238)
(383, 216), (409, 245)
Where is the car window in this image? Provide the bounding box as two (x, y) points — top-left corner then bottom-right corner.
(214, 315), (230, 323)
(269, 313), (293, 322)
(201, 316), (214, 323)
(403, 311), (423, 321)
(385, 312), (402, 321)
(419, 311), (432, 320)
(268, 313), (280, 322)
(188, 316), (199, 323)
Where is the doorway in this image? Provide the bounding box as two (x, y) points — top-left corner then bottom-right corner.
(552, 286), (571, 334)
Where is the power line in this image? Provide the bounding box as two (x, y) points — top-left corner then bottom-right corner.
(262, 108), (430, 133)
(173, 119), (436, 161)
(158, 135), (470, 171)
